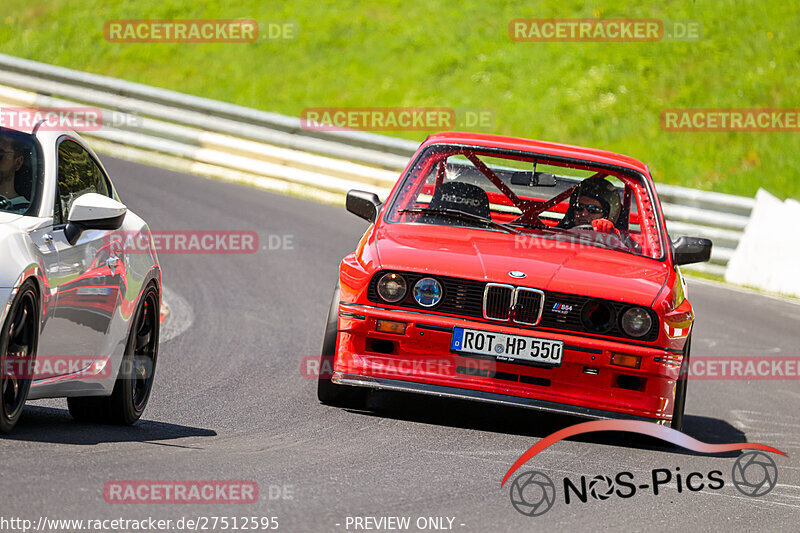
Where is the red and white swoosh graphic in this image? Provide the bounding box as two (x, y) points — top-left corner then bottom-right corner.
(501, 419), (787, 487)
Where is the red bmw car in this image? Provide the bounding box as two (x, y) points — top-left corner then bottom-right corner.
(318, 132), (711, 430)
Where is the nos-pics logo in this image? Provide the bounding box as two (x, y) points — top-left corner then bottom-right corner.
(501, 421), (784, 517)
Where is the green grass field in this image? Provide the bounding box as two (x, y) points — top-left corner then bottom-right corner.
(1, 1), (798, 199)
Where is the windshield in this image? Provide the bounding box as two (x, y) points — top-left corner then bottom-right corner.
(386, 145), (664, 259)
(0, 129), (43, 216)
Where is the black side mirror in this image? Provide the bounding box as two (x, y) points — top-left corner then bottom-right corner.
(673, 236), (713, 265)
(346, 190), (381, 223)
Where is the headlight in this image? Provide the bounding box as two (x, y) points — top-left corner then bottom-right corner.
(581, 300), (616, 332)
(621, 307), (653, 337)
(377, 273), (407, 303)
(413, 277), (443, 307)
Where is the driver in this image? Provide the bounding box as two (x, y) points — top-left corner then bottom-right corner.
(0, 134), (25, 200)
(559, 176), (621, 234)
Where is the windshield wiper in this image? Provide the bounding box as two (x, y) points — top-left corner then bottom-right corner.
(398, 207), (522, 235)
(507, 221), (560, 232)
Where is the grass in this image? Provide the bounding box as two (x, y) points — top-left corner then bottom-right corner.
(1, 0), (798, 199)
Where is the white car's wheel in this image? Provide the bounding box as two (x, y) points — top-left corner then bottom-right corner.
(0, 281), (39, 434)
(68, 283), (160, 424)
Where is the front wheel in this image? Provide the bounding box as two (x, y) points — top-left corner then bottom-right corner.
(670, 334), (691, 432)
(317, 285), (367, 408)
(68, 284), (160, 424)
(0, 281), (39, 433)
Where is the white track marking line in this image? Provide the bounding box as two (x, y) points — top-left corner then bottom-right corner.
(161, 285), (194, 343)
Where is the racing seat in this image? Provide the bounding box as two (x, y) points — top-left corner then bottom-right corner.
(426, 181), (491, 219)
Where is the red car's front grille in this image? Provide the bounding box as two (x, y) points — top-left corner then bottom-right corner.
(513, 288), (544, 325)
(483, 284), (544, 325)
(483, 284), (513, 321)
(365, 271), (658, 342)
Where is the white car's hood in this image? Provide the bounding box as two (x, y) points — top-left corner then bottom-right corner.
(0, 212), (23, 225)
(0, 213), (52, 233)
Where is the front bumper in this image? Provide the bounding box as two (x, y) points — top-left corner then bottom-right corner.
(334, 302), (684, 423)
(333, 373), (660, 422)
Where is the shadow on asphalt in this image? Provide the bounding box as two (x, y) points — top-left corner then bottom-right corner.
(2, 406), (216, 445)
(351, 390), (746, 458)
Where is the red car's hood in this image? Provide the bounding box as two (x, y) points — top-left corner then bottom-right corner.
(374, 223), (669, 306)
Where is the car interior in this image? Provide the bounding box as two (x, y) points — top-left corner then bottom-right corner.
(389, 148), (661, 258)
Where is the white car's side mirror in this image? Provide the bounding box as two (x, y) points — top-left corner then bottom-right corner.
(65, 193), (127, 245)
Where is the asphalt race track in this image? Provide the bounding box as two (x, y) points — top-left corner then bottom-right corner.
(2, 157), (798, 531)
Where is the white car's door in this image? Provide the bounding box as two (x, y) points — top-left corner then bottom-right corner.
(35, 138), (124, 375)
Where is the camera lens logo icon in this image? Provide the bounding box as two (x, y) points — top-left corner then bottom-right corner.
(732, 451), (778, 497)
(509, 471), (556, 516)
(588, 475), (614, 500)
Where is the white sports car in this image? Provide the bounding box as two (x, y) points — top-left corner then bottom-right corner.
(0, 125), (161, 432)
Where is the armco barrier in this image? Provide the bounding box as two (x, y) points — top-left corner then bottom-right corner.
(0, 53), (753, 276)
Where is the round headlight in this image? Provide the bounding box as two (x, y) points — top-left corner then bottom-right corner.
(377, 273), (407, 303)
(621, 307), (653, 338)
(413, 277), (443, 307)
(581, 300), (616, 333)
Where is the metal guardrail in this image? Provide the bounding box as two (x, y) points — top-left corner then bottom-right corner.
(0, 53), (752, 276)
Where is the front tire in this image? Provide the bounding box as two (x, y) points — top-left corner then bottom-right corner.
(317, 285), (367, 408)
(0, 281), (39, 434)
(670, 334), (691, 432)
(68, 283), (160, 425)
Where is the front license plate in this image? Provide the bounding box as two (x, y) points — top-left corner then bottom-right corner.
(451, 327), (563, 366)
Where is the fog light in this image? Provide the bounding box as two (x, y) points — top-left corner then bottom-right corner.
(376, 319), (406, 335)
(611, 353), (641, 369)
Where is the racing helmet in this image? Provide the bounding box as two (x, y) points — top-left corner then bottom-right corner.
(563, 176), (621, 225)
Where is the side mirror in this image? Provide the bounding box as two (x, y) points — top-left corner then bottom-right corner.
(346, 190), (381, 223)
(673, 236), (713, 265)
(64, 193), (127, 245)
